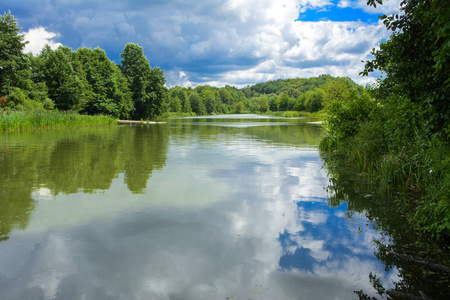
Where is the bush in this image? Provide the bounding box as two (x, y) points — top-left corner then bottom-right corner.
(320, 92), (376, 151)
(321, 93), (450, 239)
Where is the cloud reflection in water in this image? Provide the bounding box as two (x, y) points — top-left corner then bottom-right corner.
(0, 123), (396, 300)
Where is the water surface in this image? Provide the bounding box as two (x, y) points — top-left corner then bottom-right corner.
(0, 115), (396, 299)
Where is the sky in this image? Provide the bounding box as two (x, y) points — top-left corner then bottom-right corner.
(1, 0), (401, 88)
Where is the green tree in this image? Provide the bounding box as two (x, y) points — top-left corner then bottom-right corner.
(248, 95), (269, 113)
(0, 11), (30, 97)
(219, 89), (233, 106)
(170, 86), (191, 113)
(168, 94), (182, 112)
(278, 93), (291, 111)
(42, 46), (86, 111)
(323, 80), (349, 108)
(304, 88), (325, 113)
(294, 94), (305, 111)
(181, 92), (192, 113)
(75, 47), (133, 118)
(362, 0), (450, 136)
(235, 101), (245, 114)
(203, 90), (216, 114)
(119, 43), (167, 120)
(189, 92), (205, 115)
(268, 95), (279, 111)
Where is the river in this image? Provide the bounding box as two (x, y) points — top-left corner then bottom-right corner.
(0, 115), (417, 299)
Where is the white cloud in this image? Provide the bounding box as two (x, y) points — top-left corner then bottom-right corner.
(338, 0), (401, 15)
(15, 0), (393, 86)
(0, 119), (397, 299)
(298, 0), (334, 13)
(23, 27), (62, 55)
(153, 0), (391, 87)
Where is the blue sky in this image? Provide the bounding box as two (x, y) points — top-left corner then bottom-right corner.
(1, 0), (400, 87)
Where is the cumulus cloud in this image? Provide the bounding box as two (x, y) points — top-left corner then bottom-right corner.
(338, 0), (402, 15)
(0, 120), (397, 298)
(23, 27), (63, 55)
(298, 0), (334, 13)
(157, 0), (391, 86)
(11, 0), (396, 86)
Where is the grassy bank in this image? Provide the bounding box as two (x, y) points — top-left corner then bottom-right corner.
(0, 110), (117, 131)
(320, 96), (450, 240)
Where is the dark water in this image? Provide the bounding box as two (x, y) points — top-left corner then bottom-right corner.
(0, 115), (399, 299)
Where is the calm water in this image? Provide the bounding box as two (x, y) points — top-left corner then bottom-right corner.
(0, 115), (396, 299)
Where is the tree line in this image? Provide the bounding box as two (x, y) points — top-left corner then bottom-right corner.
(1, 11), (367, 120)
(1, 11), (166, 120)
(166, 75), (365, 115)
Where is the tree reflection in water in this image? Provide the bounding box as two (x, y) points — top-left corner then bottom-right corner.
(0, 125), (168, 240)
(321, 152), (450, 299)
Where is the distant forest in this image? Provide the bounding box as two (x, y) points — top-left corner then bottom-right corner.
(167, 75), (364, 116)
(1, 11), (365, 120)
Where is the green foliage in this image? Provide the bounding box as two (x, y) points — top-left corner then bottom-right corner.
(263, 110), (324, 118)
(362, 0), (450, 138)
(168, 87), (189, 113)
(75, 48), (133, 118)
(219, 88), (233, 106)
(0, 11), (30, 96)
(189, 92), (206, 115)
(1, 12), (168, 124)
(168, 95), (182, 113)
(164, 76), (359, 117)
(41, 46), (87, 111)
(337, 0), (450, 239)
(235, 101), (245, 114)
(242, 76), (363, 114)
(268, 96), (279, 111)
(323, 80), (350, 108)
(278, 93), (291, 111)
(322, 96), (450, 240)
(6, 87), (45, 111)
(320, 92), (376, 151)
(202, 90), (216, 114)
(119, 43), (167, 120)
(248, 95), (269, 113)
(298, 88), (326, 113)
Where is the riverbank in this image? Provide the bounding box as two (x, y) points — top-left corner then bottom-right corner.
(162, 111), (326, 119)
(0, 110), (324, 131)
(319, 96), (450, 241)
(0, 110), (116, 131)
(118, 120), (167, 125)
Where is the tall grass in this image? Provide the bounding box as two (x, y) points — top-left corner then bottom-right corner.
(320, 95), (450, 240)
(0, 110), (116, 131)
(321, 120), (450, 239)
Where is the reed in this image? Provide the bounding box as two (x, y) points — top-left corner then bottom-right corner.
(322, 121), (450, 239)
(0, 110), (116, 131)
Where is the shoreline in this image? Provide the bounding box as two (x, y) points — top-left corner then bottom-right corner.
(117, 120), (167, 125)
